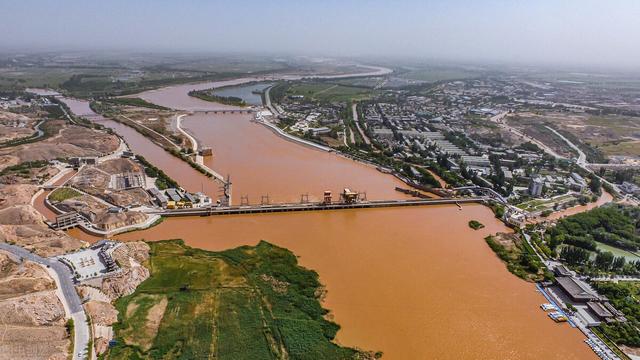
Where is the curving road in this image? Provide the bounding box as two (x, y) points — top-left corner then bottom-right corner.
(0, 243), (89, 360)
(545, 126), (587, 166)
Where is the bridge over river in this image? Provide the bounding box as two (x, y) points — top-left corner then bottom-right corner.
(149, 197), (488, 217)
(188, 109), (255, 115)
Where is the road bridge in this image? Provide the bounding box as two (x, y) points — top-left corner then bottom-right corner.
(150, 197), (488, 217)
(188, 109), (255, 115)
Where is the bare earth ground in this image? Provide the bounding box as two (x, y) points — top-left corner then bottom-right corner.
(0, 110), (36, 143)
(117, 106), (185, 146)
(0, 123), (119, 171)
(71, 158), (152, 207)
(509, 111), (640, 159)
(506, 113), (576, 157)
(466, 119), (526, 148)
(0, 164), (60, 185)
(59, 158), (151, 230)
(0, 185), (84, 257)
(0, 250), (69, 360)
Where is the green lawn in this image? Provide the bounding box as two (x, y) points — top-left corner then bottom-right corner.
(106, 240), (373, 360)
(287, 83), (377, 103)
(48, 187), (82, 202)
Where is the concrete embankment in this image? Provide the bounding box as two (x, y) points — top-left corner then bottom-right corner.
(257, 119), (333, 152)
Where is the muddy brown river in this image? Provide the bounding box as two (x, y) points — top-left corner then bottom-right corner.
(62, 77), (596, 358)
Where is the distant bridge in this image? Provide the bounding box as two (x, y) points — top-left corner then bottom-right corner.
(189, 109), (255, 115)
(149, 197), (488, 217)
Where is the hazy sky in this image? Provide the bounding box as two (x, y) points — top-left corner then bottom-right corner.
(2, 0), (640, 68)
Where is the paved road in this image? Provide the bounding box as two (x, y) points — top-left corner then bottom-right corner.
(545, 126), (587, 166)
(351, 103), (371, 145)
(489, 112), (566, 159)
(175, 114), (198, 152)
(0, 243), (89, 360)
(264, 86), (281, 117)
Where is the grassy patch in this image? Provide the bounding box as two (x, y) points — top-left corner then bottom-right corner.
(287, 83), (377, 103)
(468, 220), (485, 230)
(105, 97), (170, 111)
(485, 234), (547, 282)
(107, 240), (373, 359)
(0, 160), (48, 177)
(188, 90), (247, 106)
(599, 140), (640, 158)
(49, 187), (82, 202)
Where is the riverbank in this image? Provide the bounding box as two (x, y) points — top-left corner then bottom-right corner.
(106, 239), (377, 359)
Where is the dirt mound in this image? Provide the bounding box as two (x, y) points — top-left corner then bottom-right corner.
(0, 251), (55, 300)
(104, 188), (151, 207)
(0, 290), (66, 326)
(98, 158), (143, 175)
(70, 167), (110, 194)
(0, 110), (35, 143)
(491, 232), (522, 251)
(112, 241), (150, 266)
(58, 194), (108, 220)
(0, 223), (84, 257)
(0, 205), (44, 225)
(0, 253), (70, 359)
(101, 263), (149, 300)
(0, 124), (119, 170)
(85, 300), (119, 326)
(0, 325), (69, 360)
(0, 165), (59, 186)
(0, 154), (19, 172)
(0, 184), (39, 209)
(96, 211), (148, 231)
(63, 126), (119, 154)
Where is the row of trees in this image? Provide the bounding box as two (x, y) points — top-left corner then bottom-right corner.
(560, 245), (638, 274)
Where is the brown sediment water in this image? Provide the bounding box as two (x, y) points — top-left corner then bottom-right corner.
(60, 80), (596, 359)
(138, 77), (264, 111)
(183, 113), (410, 203)
(61, 98), (221, 198)
(33, 169), (77, 221)
(112, 206), (594, 359)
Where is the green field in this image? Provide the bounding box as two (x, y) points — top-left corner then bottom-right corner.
(287, 83), (377, 103)
(599, 140), (640, 157)
(106, 240), (374, 360)
(105, 97), (170, 111)
(49, 187), (82, 202)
